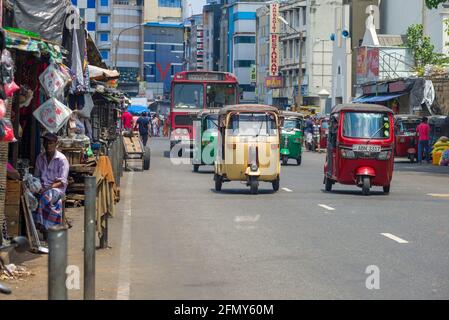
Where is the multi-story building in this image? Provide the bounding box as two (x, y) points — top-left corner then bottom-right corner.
(278, 0), (336, 112)
(144, 0), (183, 22)
(219, 0), (266, 103)
(203, 1), (224, 71)
(71, 0), (115, 65)
(143, 22), (185, 98)
(255, 5), (270, 105)
(185, 14), (204, 70)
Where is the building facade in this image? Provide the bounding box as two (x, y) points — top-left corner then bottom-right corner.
(144, 0), (183, 22)
(185, 14), (204, 70)
(219, 0), (266, 103)
(203, 2), (223, 71)
(143, 22), (185, 97)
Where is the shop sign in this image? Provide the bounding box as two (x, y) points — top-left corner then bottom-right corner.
(265, 76), (283, 88)
(269, 2), (280, 76)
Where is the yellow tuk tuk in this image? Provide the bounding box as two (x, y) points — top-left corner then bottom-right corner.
(214, 104), (281, 194)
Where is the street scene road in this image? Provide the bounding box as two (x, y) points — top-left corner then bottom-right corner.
(115, 138), (449, 300)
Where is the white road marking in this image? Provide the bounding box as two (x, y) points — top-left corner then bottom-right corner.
(381, 233), (409, 244)
(116, 172), (134, 300)
(234, 215), (260, 223)
(235, 225), (256, 230)
(282, 187), (293, 192)
(427, 193), (449, 198)
(318, 204), (335, 211)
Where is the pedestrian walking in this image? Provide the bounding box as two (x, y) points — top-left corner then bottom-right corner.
(416, 117), (431, 164)
(135, 112), (151, 147)
(121, 107), (133, 132)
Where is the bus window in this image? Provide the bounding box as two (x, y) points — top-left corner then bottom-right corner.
(206, 84), (237, 108)
(174, 84), (204, 109)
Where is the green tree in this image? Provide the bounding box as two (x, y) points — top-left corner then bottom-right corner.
(425, 0), (449, 9)
(406, 24), (437, 68)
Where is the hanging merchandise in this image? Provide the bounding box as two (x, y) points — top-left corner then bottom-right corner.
(33, 97), (72, 133)
(0, 99), (5, 119)
(23, 173), (42, 194)
(76, 93), (94, 118)
(39, 62), (70, 98)
(0, 49), (14, 84)
(4, 80), (20, 97)
(0, 119), (17, 142)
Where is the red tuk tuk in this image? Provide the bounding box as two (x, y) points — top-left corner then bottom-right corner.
(394, 115), (421, 163)
(324, 104), (395, 195)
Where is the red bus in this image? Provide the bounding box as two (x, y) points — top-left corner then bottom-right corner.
(169, 71), (240, 151)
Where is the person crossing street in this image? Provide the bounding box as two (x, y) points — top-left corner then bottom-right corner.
(135, 112), (151, 147)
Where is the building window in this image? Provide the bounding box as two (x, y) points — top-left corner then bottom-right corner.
(100, 0), (109, 6)
(144, 44), (156, 50)
(171, 65), (176, 75)
(87, 22), (96, 31)
(158, 0), (181, 8)
(100, 50), (109, 60)
(99, 33), (109, 42)
(234, 36), (255, 44)
(100, 15), (109, 24)
(234, 60), (255, 68)
(289, 40), (293, 59)
(171, 45), (175, 51)
(71, 0), (78, 5)
(87, 0), (95, 9)
(302, 8), (306, 26)
(240, 84), (256, 92)
(79, 8), (85, 19)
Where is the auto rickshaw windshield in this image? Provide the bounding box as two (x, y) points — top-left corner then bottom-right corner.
(228, 113), (277, 136)
(205, 115), (218, 129)
(343, 112), (391, 139)
(398, 120), (420, 133)
(283, 119), (301, 130)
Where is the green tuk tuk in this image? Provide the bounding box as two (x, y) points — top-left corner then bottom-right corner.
(280, 111), (304, 165)
(192, 110), (219, 172)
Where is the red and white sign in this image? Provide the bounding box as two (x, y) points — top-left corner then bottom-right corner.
(269, 2), (280, 77)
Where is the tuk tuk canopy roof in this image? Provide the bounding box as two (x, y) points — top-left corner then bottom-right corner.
(197, 109), (220, 118)
(331, 104), (394, 115)
(219, 104), (280, 116)
(280, 111), (305, 119)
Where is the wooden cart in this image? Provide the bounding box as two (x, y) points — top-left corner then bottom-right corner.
(122, 132), (151, 171)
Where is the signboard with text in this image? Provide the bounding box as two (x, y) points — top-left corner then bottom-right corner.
(265, 76), (283, 88)
(356, 46), (379, 84)
(269, 2), (280, 77)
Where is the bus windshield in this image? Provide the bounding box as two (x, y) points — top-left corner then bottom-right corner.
(173, 84), (204, 109)
(343, 112), (390, 139)
(228, 113), (277, 136)
(206, 84), (237, 108)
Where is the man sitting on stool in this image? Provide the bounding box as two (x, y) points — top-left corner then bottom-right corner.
(33, 132), (70, 236)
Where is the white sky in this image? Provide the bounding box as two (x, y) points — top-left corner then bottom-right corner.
(187, 0), (207, 15)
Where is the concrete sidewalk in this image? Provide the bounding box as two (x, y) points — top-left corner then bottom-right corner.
(1, 204), (124, 300)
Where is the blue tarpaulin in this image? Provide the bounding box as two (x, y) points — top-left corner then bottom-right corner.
(128, 105), (149, 115)
(353, 92), (407, 103)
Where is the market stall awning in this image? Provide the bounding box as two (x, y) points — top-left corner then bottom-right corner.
(128, 105), (149, 115)
(3, 28), (65, 63)
(88, 65), (120, 81)
(353, 92), (407, 103)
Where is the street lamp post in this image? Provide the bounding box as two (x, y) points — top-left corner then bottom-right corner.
(114, 23), (147, 70)
(278, 16), (304, 111)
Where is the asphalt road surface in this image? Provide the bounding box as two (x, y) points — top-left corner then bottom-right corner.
(115, 137), (449, 299)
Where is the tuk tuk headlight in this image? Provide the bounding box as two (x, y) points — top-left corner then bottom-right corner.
(340, 149), (356, 159)
(174, 128), (189, 135)
(377, 150), (392, 160)
(250, 163), (258, 171)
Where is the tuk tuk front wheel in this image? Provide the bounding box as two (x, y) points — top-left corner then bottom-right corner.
(362, 176), (371, 196)
(282, 155), (288, 165)
(409, 154), (415, 163)
(193, 164), (199, 172)
(383, 185), (390, 194)
(296, 156), (302, 166)
(214, 174), (222, 192)
(249, 177), (259, 195)
(272, 177), (280, 192)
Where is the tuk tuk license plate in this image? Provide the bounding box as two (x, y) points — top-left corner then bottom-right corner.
(353, 145), (381, 152)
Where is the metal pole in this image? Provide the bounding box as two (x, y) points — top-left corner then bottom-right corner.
(48, 226), (68, 300)
(84, 176), (96, 300)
